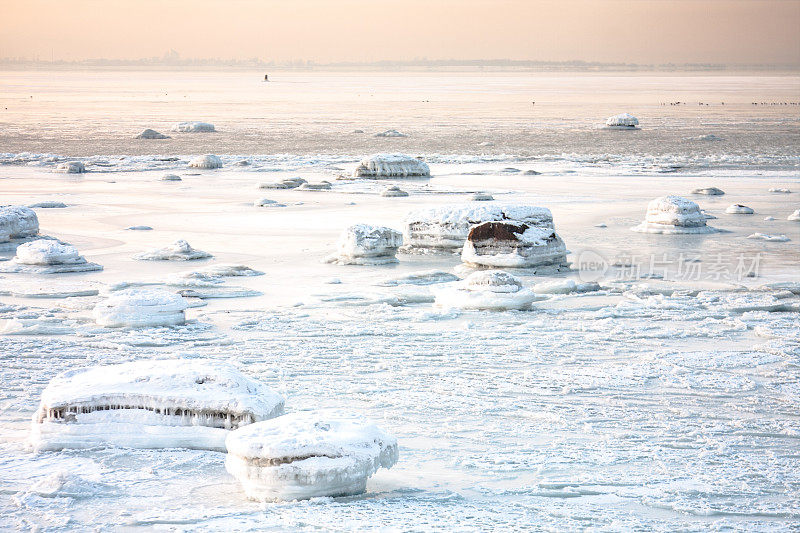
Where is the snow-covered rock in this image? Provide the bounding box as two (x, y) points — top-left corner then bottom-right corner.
(726, 204), (754, 215)
(324, 224), (403, 265)
(225, 410), (398, 501)
(381, 186), (409, 197)
(135, 128), (170, 139)
(254, 198), (285, 207)
(0, 205), (39, 243)
(0, 239), (102, 274)
(92, 288), (188, 327)
(161, 174), (182, 181)
(769, 188), (791, 193)
(353, 154), (430, 179)
(631, 196), (716, 234)
(172, 121), (215, 133)
(788, 209), (800, 221)
(30, 359), (284, 452)
(461, 220), (569, 271)
(55, 161), (85, 174)
(471, 193), (494, 201)
(188, 154), (222, 169)
(404, 204), (556, 251)
(134, 240), (212, 261)
(605, 113), (639, 129)
(374, 129), (407, 137)
(259, 178), (306, 189)
(434, 271), (537, 311)
(691, 187), (725, 196)
(746, 233), (790, 242)
(28, 201), (67, 208)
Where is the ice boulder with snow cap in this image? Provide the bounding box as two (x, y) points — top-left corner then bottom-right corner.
(30, 359), (285, 452)
(134, 239), (212, 261)
(605, 113), (639, 129)
(726, 204), (754, 215)
(225, 410), (398, 501)
(691, 187), (725, 196)
(324, 224), (403, 265)
(461, 219), (568, 271)
(0, 239), (102, 274)
(172, 121), (215, 133)
(188, 154), (223, 169)
(632, 196), (716, 234)
(353, 154), (430, 179)
(434, 270), (537, 310)
(0, 205), (39, 243)
(93, 288), (189, 327)
(404, 203), (555, 252)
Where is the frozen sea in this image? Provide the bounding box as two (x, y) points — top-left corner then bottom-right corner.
(0, 70), (799, 531)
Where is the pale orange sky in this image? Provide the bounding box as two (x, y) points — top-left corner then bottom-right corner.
(2, 0), (799, 65)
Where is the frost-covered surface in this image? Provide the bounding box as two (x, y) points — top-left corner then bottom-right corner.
(135, 129), (169, 140)
(188, 154), (223, 169)
(353, 154), (430, 179)
(746, 233), (790, 242)
(134, 239), (212, 261)
(404, 203), (555, 251)
(92, 288), (189, 327)
(632, 196), (716, 234)
(461, 220), (569, 270)
(726, 204), (755, 214)
(324, 224), (403, 265)
(605, 113), (639, 128)
(691, 187), (725, 195)
(434, 271), (538, 310)
(55, 161), (85, 174)
(788, 209), (800, 221)
(30, 359), (285, 452)
(0, 239), (102, 274)
(0, 205), (39, 243)
(172, 122), (215, 133)
(225, 410), (398, 501)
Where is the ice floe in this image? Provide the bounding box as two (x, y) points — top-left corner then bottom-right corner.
(172, 121), (216, 133)
(788, 209), (800, 221)
(55, 161), (85, 174)
(631, 196), (716, 234)
(135, 128), (170, 139)
(434, 271), (537, 310)
(93, 288), (188, 327)
(381, 186), (409, 197)
(0, 239), (102, 274)
(0, 205), (39, 243)
(691, 187), (725, 196)
(134, 239), (212, 261)
(604, 113), (639, 129)
(404, 204), (556, 251)
(225, 410), (398, 501)
(461, 220), (569, 271)
(353, 154), (430, 179)
(746, 233), (790, 242)
(374, 129), (407, 137)
(725, 204), (754, 214)
(30, 359), (285, 452)
(188, 154), (223, 169)
(324, 224), (403, 265)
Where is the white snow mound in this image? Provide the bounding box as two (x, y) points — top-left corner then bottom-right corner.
(325, 224), (403, 265)
(134, 239), (212, 261)
(632, 196), (716, 234)
(0, 239), (102, 274)
(225, 410), (398, 501)
(55, 161), (85, 174)
(691, 187), (725, 196)
(726, 204), (754, 215)
(788, 209), (800, 221)
(188, 154), (223, 169)
(353, 154), (430, 179)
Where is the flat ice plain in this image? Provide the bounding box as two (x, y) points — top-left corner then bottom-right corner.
(0, 70), (799, 531)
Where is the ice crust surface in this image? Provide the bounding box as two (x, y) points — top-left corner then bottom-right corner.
(225, 410), (398, 501)
(324, 224), (403, 265)
(352, 153), (430, 178)
(30, 359), (285, 452)
(134, 239), (212, 261)
(632, 195), (716, 234)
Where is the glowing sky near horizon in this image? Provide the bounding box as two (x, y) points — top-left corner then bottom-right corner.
(2, 0), (799, 65)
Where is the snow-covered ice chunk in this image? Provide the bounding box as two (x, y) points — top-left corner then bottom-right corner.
(161, 174), (182, 181)
(605, 113), (639, 128)
(188, 154), (222, 169)
(690, 134), (724, 141)
(134, 239), (212, 261)
(471, 193), (494, 201)
(28, 201), (67, 208)
(726, 204), (754, 215)
(769, 188), (791, 193)
(30, 359), (284, 452)
(135, 128), (170, 139)
(0, 239), (102, 274)
(764, 216), (775, 221)
(93, 288), (188, 327)
(533, 279), (601, 294)
(259, 177), (306, 189)
(0, 205), (39, 243)
(379, 270), (459, 286)
(381, 186), (409, 197)
(172, 121), (215, 133)
(374, 129), (407, 137)
(299, 181), (332, 190)
(461, 220), (569, 270)
(747, 233), (790, 242)
(55, 161), (85, 174)
(405, 203), (555, 251)
(353, 154), (430, 179)
(434, 271), (537, 310)
(632, 196), (716, 234)
(126, 225), (153, 231)
(691, 187), (725, 196)
(324, 224), (403, 265)
(788, 209), (800, 221)
(225, 410), (398, 501)
(254, 198), (285, 207)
